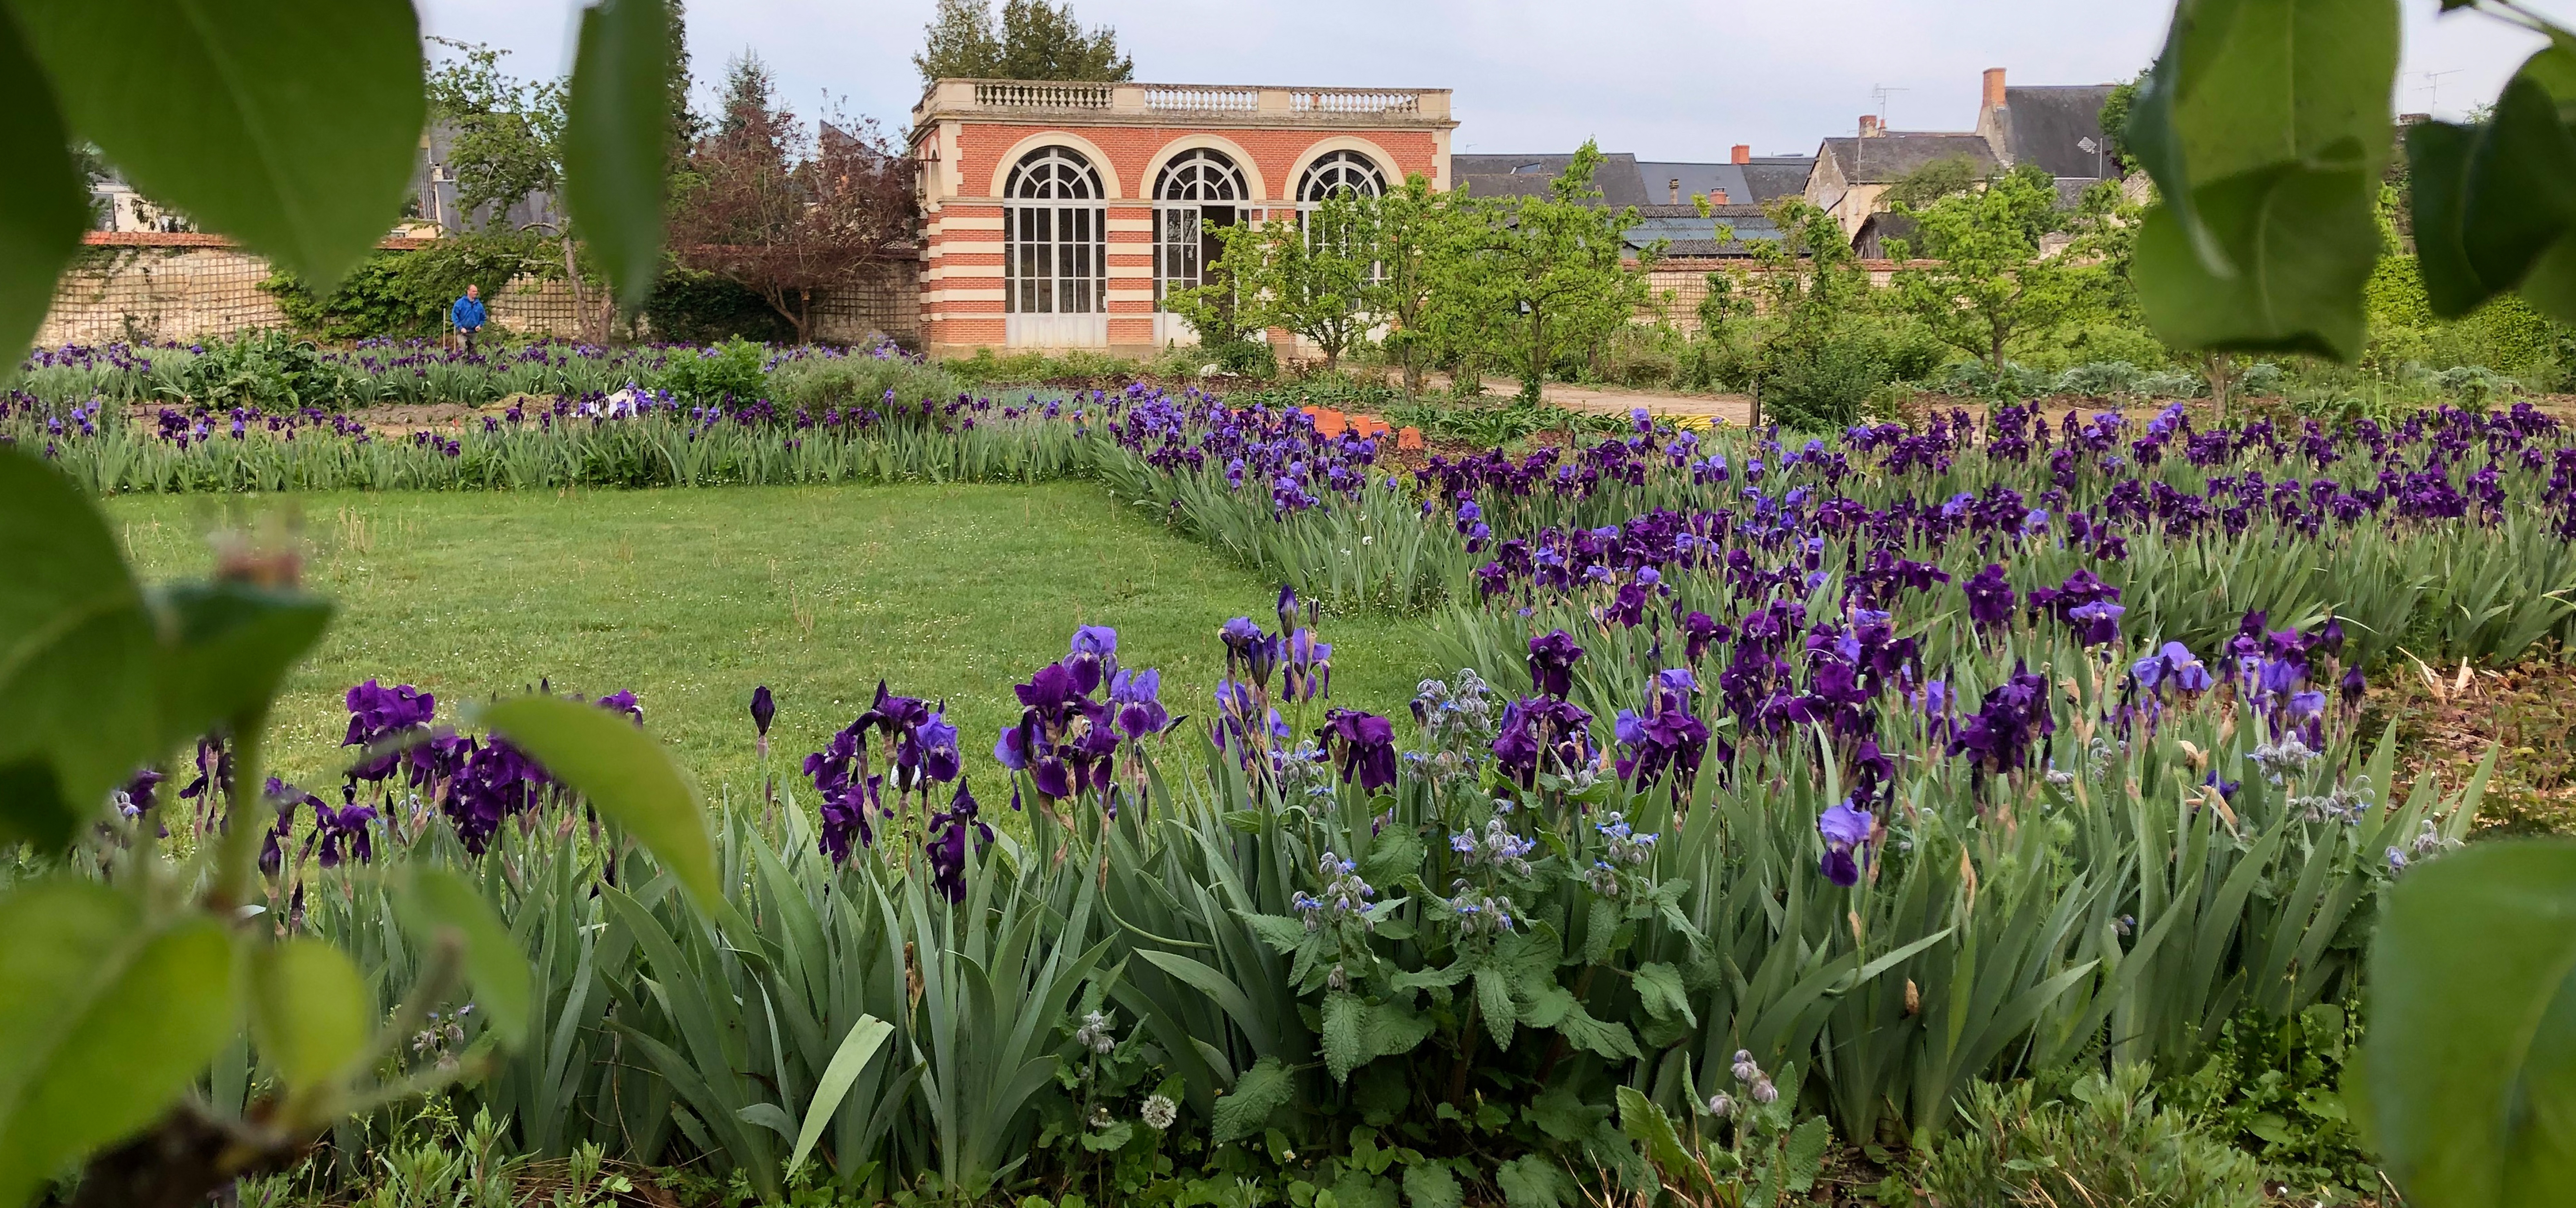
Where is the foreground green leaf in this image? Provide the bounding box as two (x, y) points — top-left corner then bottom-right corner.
(787, 1015), (893, 1178)
(3, 0), (424, 289)
(482, 694), (717, 908)
(399, 868), (532, 1047)
(0, 880), (238, 1207)
(562, 0), (672, 310)
(0, 8), (87, 370)
(150, 583), (332, 754)
(247, 937), (371, 1096)
(2364, 841), (2576, 1207)
(2126, 0), (2395, 357)
(0, 448), (158, 848)
(2133, 164), (2379, 358)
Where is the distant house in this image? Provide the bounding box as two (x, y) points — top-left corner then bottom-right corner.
(1803, 68), (2120, 241)
(1454, 144), (1818, 258)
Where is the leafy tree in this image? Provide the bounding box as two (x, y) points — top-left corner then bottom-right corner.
(425, 41), (632, 343)
(1455, 142), (1651, 400)
(1880, 154), (1986, 210)
(913, 0), (1132, 82)
(1885, 164), (2103, 371)
(669, 54), (914, 343)
(1370, 174), (1471, 392)
(2096, 70), (2147, 176)
(1181, 190), (1378, 371)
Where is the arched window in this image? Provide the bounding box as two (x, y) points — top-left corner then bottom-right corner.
(1154, 149), (1244, 305)
(1297, 150), (1386, 205)
(1005, 147), (1106, 315)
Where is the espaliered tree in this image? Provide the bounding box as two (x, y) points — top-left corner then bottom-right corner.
(2128, 2), (2576, 1203)
(1885, 163), (2115, 372)
(1457, 142), (1653, 401)
(0, 2), (710, 1205)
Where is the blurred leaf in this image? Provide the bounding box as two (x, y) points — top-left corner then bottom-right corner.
(0, 448), (157, 849)
(2517, 236), (2576, 327)
(0, 8), (87, 371)
(562, 0), (671, 310)
(2365, 840), (2576, 1207)
(2407, 120), (2487, 316)
(149, 583), (331, 753)
(0, 879), (238, 1208)
(246, 937), (370, 1096)
(482, 694), (716, 909)
(2128, 0), (2397, 272)
(399, 868), (531, 1047)
(2134, 164), (2378, 358)
(3, 0), (424, 290)
(2459, 75), (2576, 297)
(787, 1014), (892, 1178)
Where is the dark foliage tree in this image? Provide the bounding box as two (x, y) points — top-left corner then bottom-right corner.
(912, 0), (1133, 83)
(669, 54), (915, 344)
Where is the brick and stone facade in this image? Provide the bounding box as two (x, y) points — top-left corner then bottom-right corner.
(909, 80), (1454, 360)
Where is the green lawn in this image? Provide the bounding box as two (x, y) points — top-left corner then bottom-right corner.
(108, 484), (1448, 804)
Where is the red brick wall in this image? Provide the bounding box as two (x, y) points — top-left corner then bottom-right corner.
(948, 123), (1439, 201)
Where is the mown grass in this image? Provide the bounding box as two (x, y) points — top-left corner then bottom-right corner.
(108, 483), (1449, 803)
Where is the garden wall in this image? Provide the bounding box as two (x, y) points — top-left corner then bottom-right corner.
(1643, 257), (1928, 330)
(34, 232), (923, 348)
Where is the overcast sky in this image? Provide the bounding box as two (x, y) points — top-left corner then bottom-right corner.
(422, 0), (2571, 160)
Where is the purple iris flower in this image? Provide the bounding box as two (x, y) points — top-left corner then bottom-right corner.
(915, 710), (961, 783)
(1527, 629), (1585, 699)
(924, 780), (993, 903)
(2068, 599), (2126, 647)
(2341, 665), (2367, 708)
(1109, 668), (1170, 740)
(595, 691), (643, 724)
(1963, 565), (2016, 632)
(750, 685), (776, 737)
(1681, 611), (1725, 663)
(1283, 628), (1332, 702)
(1948, 663), (2055, 777)
(1066, 626), (1119, 694)
(343, 680), (437, 782)
(1818, 799), (1874, 887)
(1492, 695), (1595, 788)
(1321, 709), (1400, 793)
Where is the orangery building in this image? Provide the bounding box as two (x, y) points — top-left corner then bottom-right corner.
(907, 78), (1454, 359)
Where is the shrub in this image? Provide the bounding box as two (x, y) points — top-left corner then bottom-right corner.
(260, 253), (449, 341)
(2161, 1002), (2378, 1195)
(644, 268), (794, 344)
(764, 346), (962, 410)
(1917, 1064), (2265, 1208)
(1759, 327), (1895, 429)
(656, 337), (768, 406)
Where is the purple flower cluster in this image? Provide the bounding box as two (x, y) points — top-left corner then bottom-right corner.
(993, 627), (1172, 811)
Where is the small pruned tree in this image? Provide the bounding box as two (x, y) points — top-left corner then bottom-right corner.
(1178, 187), (1381, 371)
(1880, 154), (1989, 211)
(1457, 142), (1652, 401)
(1370, 173), (1471, 392)
(669, 55), (914, 344)
(913, 0), (1133, 82)
(1885, 163), (2102, 371)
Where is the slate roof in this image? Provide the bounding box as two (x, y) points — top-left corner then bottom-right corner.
(1817, 133), (2001, 185)
(1451, 152), (1652, 206)
(1635, 158), (1814, 207)
(1996, 85), (2119, 179)
(1624, 203), (1778, 257)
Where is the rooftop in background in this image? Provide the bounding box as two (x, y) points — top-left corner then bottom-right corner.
(1454, 149), (1817, 257)
(1814, 131), (2001, 185)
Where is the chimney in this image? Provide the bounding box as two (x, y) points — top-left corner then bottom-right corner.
(1730, 144), (1751, 164)
(1668, 178), (1681, 204)
(1982, 67), (2007, 113)
(1859, 114), (1881, 137)
(1710, 188), (1729, 205)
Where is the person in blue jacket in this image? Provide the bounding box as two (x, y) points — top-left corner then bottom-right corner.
(451, 284), (487, 354)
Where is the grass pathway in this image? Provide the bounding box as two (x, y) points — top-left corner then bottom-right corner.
(109, 483), (1449, 802)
